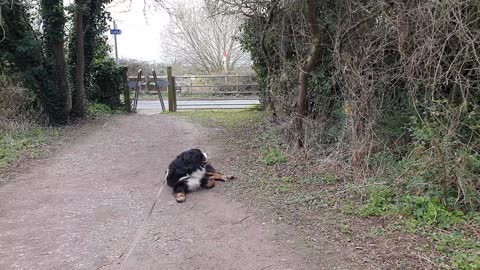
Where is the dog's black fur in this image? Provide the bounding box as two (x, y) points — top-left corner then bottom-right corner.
(165, 148), (216, 195)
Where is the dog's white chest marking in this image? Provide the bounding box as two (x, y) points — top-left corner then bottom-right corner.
(182, 168), (205, 191)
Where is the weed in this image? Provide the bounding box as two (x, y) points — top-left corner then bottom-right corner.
(342, 201), (355, 215)
(340, 223), (349, 234)
(359, 187), (394, 217)
(396, 195), (465, 229)
(274, 176), (293, 194)
(360, 185), (479, 269)
(434, 232), (480, 270)
(322, 175), (337, 184)
(259, 147), (287, 165)
(361, 188), (465, 229)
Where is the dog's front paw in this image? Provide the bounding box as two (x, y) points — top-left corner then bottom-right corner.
(226, 175), (235, 180)
(175, 193), (186, 203)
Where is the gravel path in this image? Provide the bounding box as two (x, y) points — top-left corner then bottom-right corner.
(0, 114), (311, 270)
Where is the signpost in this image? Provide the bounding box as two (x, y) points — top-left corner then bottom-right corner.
(110, 21), (121, 63)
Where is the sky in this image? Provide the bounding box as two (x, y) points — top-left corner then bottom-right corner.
(105, 0), (170, 61)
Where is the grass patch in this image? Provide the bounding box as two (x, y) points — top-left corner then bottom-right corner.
(170, 109), (264, 128)
(0, 127), (61, 173)
(259, 146), (288, 165)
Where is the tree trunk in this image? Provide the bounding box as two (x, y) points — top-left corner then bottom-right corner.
(294, 0), (321, 147)
(73, 0), (86, 117)
(260, 3), (278, 118)
(40, 0), (70, 123)
(53, 42), (71, 114)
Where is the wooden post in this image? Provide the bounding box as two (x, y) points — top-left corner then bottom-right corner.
(167, 67), (175, 112)
(122, 67), (131, 113)
(133, 69), (142, 112)
(172, 76), (177, 112)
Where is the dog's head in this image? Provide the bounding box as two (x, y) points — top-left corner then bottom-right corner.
(181, 148), (208, 166)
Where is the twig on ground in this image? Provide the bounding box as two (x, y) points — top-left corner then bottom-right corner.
(233, 215), (251, 224)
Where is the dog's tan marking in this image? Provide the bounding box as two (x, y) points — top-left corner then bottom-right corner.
(206, 172), (230, 181)
(205, 179), (216, 188)
(175, 192), (186, 203)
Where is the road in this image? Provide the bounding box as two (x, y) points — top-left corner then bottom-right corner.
(136, 99), (260, 113)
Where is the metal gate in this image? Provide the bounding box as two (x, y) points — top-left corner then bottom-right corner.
(128, 67), (259, 112)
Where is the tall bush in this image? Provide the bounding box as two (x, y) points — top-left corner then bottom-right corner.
(0, 1), (62, 124)
(235, 0), (480, 208)
(89, 57), (125, 109)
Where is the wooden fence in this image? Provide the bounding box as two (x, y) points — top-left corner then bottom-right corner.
(128, 67), (258, 112)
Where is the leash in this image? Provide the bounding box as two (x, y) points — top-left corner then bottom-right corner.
(119, 180), (167, 270)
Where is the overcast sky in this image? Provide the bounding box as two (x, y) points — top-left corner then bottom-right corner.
(105, 0), (170, 61)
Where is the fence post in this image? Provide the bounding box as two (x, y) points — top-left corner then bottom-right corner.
(133, 69), (142, 112)
(121, 66), (131, 113)
(172, 76), (177, 112)
(167, 67), (175, 112)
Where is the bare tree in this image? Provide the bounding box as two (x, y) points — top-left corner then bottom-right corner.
(161, 2), (249, 74)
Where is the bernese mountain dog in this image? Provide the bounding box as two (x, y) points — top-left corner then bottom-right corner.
(165, 148), (233, 202)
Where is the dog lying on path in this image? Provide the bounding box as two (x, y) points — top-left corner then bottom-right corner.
(165, 149), (234, 202)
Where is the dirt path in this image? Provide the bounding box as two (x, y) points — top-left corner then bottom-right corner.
(0, 114), (312, 270)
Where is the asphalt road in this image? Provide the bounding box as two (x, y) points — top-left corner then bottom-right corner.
(136, 99), (260, 113)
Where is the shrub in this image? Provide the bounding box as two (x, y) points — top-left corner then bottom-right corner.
(87, 103), (113, 117)
(0, 72), (42, 133)
(89, 58), (126, 110)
